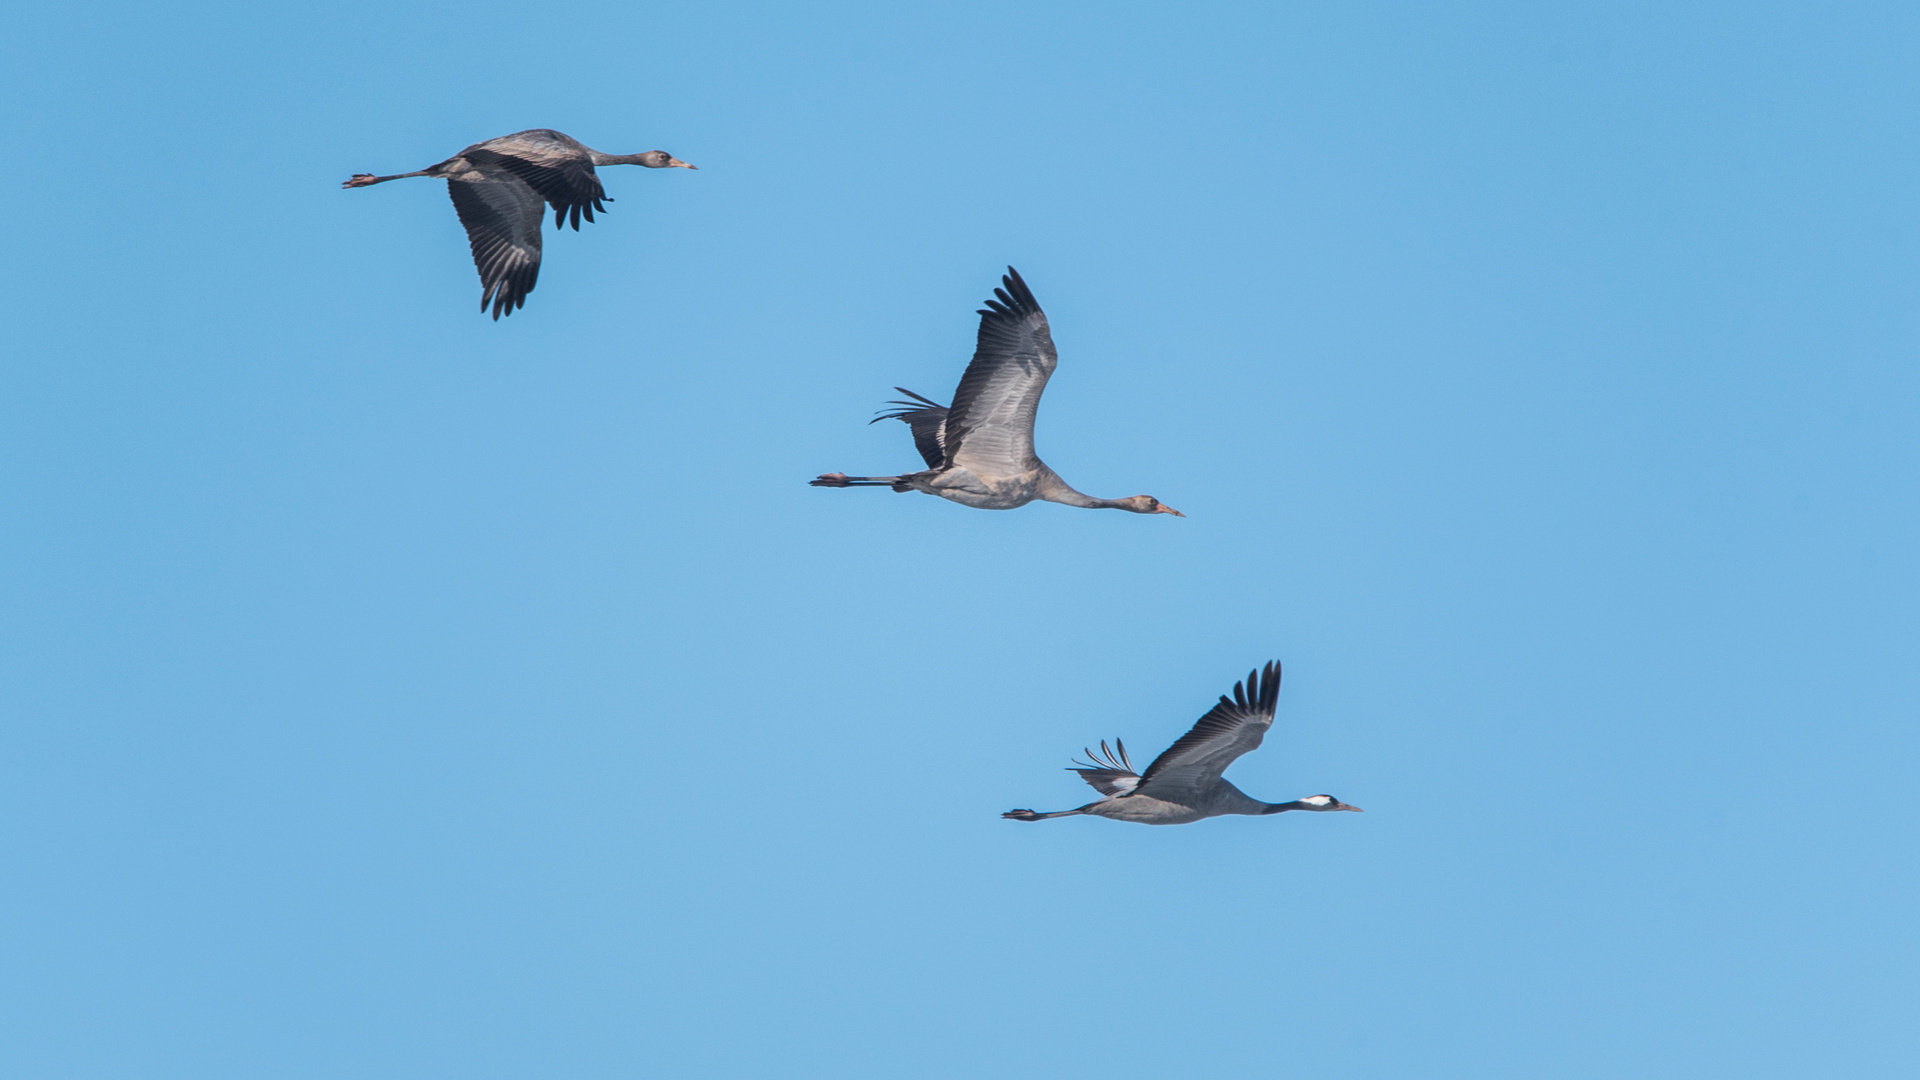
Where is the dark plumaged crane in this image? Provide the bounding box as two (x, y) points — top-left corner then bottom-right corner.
(1004, 661), (1363, 825)
(342, 129), (696, 319)
(811, 268), (1183, 516)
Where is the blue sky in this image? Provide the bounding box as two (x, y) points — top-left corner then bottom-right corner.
(3, 1), (1916, 1076)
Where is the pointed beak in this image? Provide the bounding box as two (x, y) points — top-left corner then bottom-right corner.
(668, 158), (698, 170)
(1339, 803), (1364, 812)
(1156, 504), (1185, 517)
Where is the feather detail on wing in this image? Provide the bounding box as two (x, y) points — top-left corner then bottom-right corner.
(871, 387), (949, 469)
(941, 267), (1057, 477)
(446, 171), (544, 320)
(1068, 739), (1140, 797)
(1134, 662), (1282, 800)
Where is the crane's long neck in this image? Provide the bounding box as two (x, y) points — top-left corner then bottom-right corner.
(1042, 489), (1134, 510)
(1033, 469), (1131, 511)
(1258, 800), (1310, 814)
(589, 151), (650, 166)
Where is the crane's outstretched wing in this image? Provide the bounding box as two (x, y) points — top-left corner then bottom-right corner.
(464, 129), (609, 231)
(941, 267), (1057, 476)
(872, 388), (949, 469)
(446, 170), (544, 320)
(1068, 739), (1141, 797)
(1132, 662), (1282, 802)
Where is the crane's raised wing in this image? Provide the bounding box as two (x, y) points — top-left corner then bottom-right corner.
(1132, 662), (1282, 802)
(872, 388), (949, 469)
(463, 129), (609, 231)
(446, 171), (544, 320)
(1068, 739), (1140, 797)
(941, 267), (1057, 476)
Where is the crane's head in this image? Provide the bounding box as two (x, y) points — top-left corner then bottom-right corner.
(1121, 495), (1184, 517)
(1298, 794), (1363, 812)
(636, 150), (698, 169)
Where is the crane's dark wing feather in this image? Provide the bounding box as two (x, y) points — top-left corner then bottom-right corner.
(446, 172), (544, 320)
(871, 387), (949, 469)
(1068, 739), (1140, 797)
(1134, 662), (1282, 799)
(463, 130), (609, 231)
(941, 267), (1057, 475)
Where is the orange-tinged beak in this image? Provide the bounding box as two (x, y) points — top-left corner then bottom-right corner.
(1157, 504), (1185, 517)
(668, 158), (698, 169)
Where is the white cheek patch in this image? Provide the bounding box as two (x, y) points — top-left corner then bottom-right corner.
(1302, 795), (1333, 807)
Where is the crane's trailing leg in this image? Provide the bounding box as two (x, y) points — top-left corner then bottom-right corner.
(811, 472), (911, 490)
(341, 169), (436, 188)
(1002, 808), (1087, 822)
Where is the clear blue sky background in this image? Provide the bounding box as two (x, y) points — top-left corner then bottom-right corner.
(2, 1), (1916, 1076)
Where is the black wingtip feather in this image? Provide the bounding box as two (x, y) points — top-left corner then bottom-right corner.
(975, 268), (1043, 320)
(1240, 660), (1281, 717)
(1001, 267), (1040, 311)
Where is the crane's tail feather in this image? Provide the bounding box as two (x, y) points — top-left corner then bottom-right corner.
(1066, 739), (1141, 796)
(1071, 739), (1134, 774)
(871, 387), (948, 425)
(869, 388), (950, 470)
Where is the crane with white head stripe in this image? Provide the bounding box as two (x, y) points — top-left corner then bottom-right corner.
(1004, 661), (1363, 826)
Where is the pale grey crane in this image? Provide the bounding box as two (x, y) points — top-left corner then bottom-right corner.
(811, 268), (1183, 516)
(1004, 661), (1363, 825)
(342, 129), (696, 319)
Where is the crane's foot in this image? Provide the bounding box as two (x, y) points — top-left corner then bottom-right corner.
(1002, 809), (1043, 821)
(342, 174), (378, 188)
(811, 472), (853, 487)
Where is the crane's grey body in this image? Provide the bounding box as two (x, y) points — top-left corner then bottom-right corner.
(1004, 661), (1363, 826)
(342, 129), (695, 319)
(1070, 785), (1272, 826)
(812, 268), (1182, 517)
(890, 461), (1082, 512)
